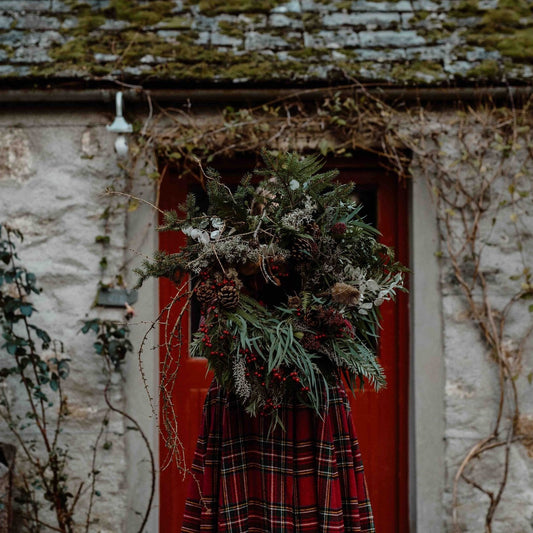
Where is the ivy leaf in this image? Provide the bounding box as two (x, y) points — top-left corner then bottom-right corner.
(30, 326), (51, 347)
(114, 328), (126, 339)
(107, 340), (119, 356)
(81, 320), (99, 334)
(5, 343), (17, 355)
(57, 361), (69, 379)
(19, 304), (34, 317)
(49, 377), (59, 392)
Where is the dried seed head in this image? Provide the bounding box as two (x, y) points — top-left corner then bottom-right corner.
(331, 282), (360, 306)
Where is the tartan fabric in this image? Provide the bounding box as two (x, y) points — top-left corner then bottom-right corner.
(182, 379), (375, 533)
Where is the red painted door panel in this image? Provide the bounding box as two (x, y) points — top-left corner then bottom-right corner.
(159, 160), (409, 532)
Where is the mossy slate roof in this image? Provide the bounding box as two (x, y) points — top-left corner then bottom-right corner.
(1, 0), (533, 87)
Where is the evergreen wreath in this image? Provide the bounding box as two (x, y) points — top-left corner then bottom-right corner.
(137, 152), (405, 422)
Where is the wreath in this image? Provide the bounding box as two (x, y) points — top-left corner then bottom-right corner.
(137, 152), (405, 422)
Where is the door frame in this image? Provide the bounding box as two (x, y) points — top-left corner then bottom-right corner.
(126, 152), (446, 532)
(157, 153), (411, 531)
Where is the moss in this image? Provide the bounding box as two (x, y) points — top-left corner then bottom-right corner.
(70, 7), (107, 35)
(465, 59), (500, 79)
(163, 16), (193, 29)
(188, 0), (283, 15)
(288, 48), (322, 59)
(422, 27), (452, 43)
(250, 14), (267, 25)
(480, 9), (523, 32)
(496, 29), (533, 59)
(461, 0), (533, 62)
(49, 39), (90, 62)
(105, 0), (174, 25)
(222, 58), (307, 80)
(391, 60), (444, 82)
(146, 52), (312, 82)
(154, 61), (217, 80)
(498, 0), (531, 17)
(0, 44), (14, 58)
(336, 1), (352, 9)
(217, 20), (245, 39)
(91, 64), (115, 75)
(410, 11), (430, 23)
(449, 0), (482, 18)
(302, 12), (321, 30)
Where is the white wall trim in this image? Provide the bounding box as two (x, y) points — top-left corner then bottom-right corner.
(409, 175), (446, 532)
(125, 180), (160, 533)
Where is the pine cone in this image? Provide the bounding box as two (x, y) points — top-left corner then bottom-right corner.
(291, 236), (315, 262)
(195, 283), (217, 308)
(218, 284), (240, 311)
(305, 308), (323, 330)
(305, 222), (321, 239)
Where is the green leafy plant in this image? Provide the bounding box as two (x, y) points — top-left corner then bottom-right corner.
(80, 318), (155, 532)
(81, 319), (133, 370)
(0, 223), (80, 532)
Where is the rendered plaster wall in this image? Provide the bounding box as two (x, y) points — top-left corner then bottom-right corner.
(0, 109), (148, 532)
(406, 112), (533, 533)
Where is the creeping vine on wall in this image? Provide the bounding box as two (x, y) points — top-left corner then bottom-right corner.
(408, 104), (533, 532)
(127, 85), (533, 531)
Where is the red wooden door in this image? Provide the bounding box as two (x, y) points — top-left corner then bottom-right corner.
(159, 159), (409, 532)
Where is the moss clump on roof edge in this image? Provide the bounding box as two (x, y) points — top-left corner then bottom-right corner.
(185, 0), (284, 16)
(465, 59), (501, 80)
(106, 0), (175, 25)
(448, 0), (533, 64)
(390, 60), (445, 83)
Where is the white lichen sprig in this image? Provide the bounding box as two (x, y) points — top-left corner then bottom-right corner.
(279, 196), (317, 231)
(232, 355), (251, 402)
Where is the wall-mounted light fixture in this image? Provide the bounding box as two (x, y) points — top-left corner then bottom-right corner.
(107, 91), (132, 158)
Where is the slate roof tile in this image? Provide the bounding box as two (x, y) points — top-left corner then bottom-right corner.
(0, 0), (530, 86)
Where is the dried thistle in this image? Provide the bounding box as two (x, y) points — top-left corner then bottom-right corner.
(331, 282), (361, 306)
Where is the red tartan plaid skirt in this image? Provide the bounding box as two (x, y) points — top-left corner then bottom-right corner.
(182, 379), (375, 533)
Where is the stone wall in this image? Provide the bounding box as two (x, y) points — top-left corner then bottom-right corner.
(406, 111), (533, 532)
(1, 104), (533, 532)
(0, 109), (135, 532)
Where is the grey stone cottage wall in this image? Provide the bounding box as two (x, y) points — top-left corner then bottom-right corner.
(1, 104), (533, 532)
(405, 112), (533, 533)
(0, 1), (531, 532)
(0, 108), (158, 532)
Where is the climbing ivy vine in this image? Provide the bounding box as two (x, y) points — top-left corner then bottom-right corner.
(127, 85), (533, 531)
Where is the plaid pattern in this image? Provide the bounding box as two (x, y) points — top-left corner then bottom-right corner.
(182, 380), (375, 532)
